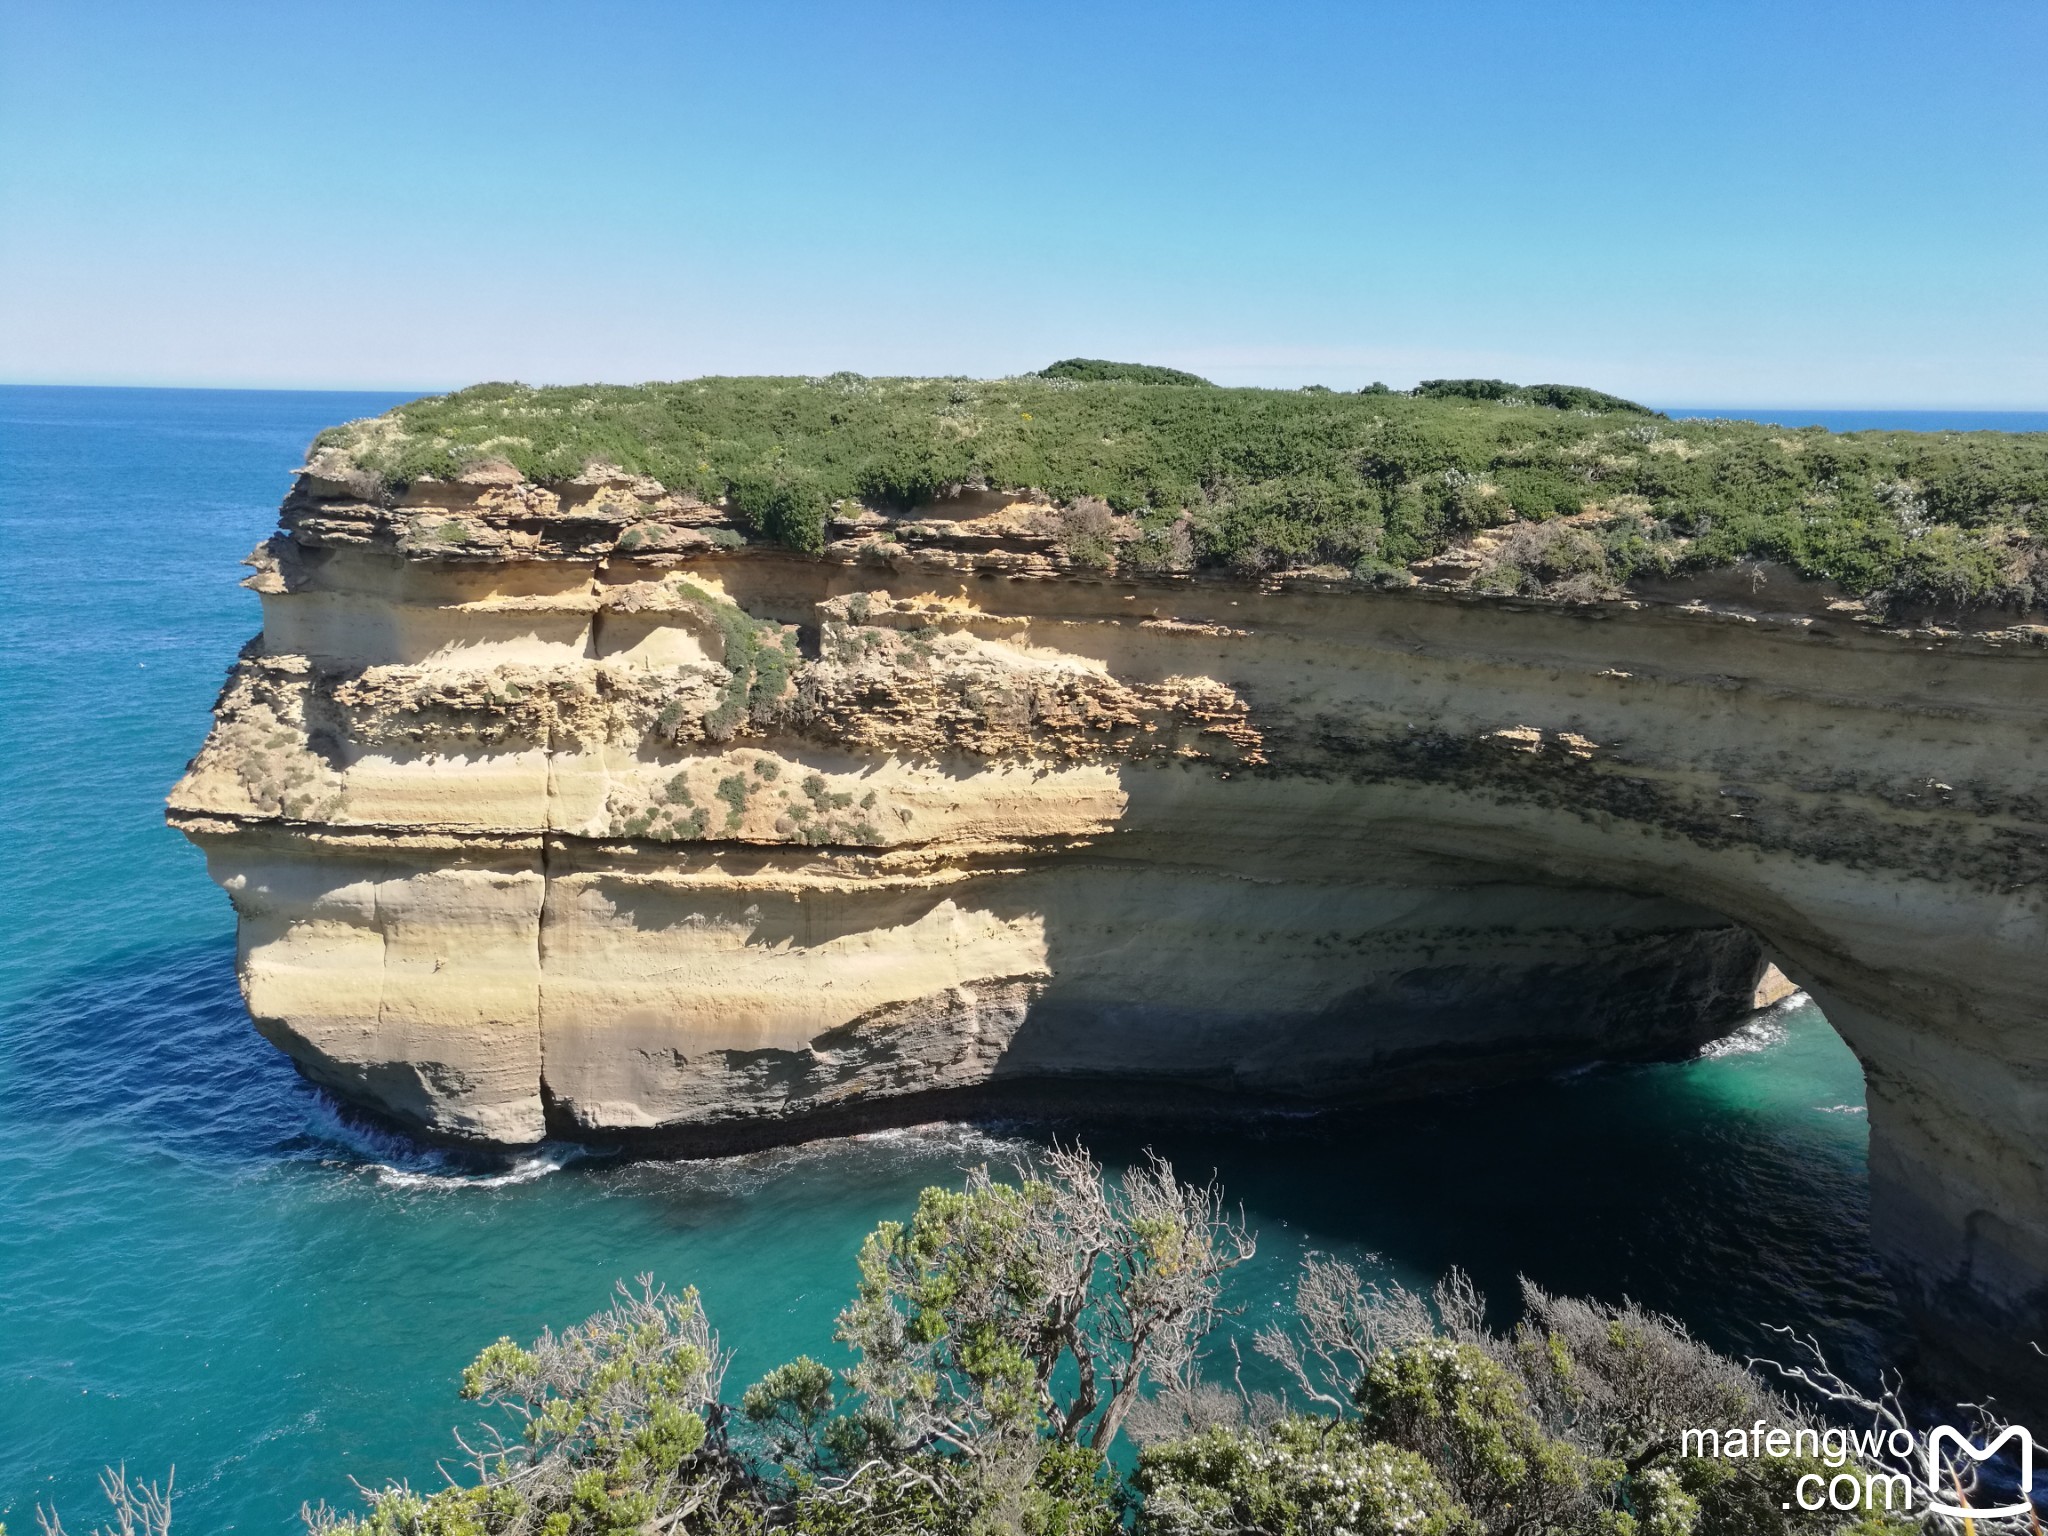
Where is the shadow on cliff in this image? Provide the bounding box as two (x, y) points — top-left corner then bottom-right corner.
(3, 936), (1908, 1405)
(1043, 1005), (1901, 1395)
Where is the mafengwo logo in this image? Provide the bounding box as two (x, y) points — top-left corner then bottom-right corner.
(1681, 1420), (2038, 1519)
(1927, 1426), (2034, 1521)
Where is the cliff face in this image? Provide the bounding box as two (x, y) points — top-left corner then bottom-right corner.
(172, 464), (2048, 1402)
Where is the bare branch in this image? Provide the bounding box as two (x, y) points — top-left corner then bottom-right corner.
(36, 1467), (173, 1536)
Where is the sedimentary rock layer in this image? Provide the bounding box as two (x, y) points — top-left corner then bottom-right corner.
(172, 465), (2048, 1404)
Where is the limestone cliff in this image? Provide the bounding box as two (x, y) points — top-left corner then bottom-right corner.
(172, 458), (2048, 1404)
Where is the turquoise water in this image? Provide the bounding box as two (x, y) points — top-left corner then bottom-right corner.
(1663, 407), (2048, 433)
(1, 386), (1901, 1532)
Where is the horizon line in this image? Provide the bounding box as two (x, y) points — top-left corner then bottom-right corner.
(2, 378), (2046, 416)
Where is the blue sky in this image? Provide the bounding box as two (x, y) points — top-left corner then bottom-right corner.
(2, 1), (2043, 404)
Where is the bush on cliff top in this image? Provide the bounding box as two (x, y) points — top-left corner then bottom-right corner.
(311, 370), (2048, 613)
(1037, 358), (1216, 386)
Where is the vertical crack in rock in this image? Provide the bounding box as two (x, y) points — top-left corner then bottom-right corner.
(535, 828), (558, 1139)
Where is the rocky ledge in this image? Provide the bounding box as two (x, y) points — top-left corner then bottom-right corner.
(173, 440), (2047, 1406)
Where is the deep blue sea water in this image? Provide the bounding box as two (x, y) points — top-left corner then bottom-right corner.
(0, 385), (1962, 1532)
(1663, 406), (2048, 433)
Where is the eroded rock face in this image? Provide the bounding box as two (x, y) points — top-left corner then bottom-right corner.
(172, 470), (2048, 1404)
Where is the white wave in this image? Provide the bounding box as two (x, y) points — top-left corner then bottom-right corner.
(370, 1147), (588, 1190)
(842, 1121), (1022, 1151)
(1696, 1015), (1790, 1059)
(1815, 1104), (1867, 1115)
(288, 1091), (597, 1189)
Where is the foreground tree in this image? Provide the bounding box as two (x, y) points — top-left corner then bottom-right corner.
(1132, 1255), (1933, 1536)
(305, 1277), (748, 1536)
(742, 1144), (1251, 1534)
(829, 1145), (1256, 1458)
(34, 1156), (2022, 1535)
(290, 1145), (1246, 1536)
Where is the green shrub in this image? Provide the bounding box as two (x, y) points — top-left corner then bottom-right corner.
(714, 774), (749, 830)
(117, 1165), (1933, 1536)
(1138, 1417), (1469, 1536)
(1038, 359), (1214, 386)
(312, 375), (2048, 609)
(1356, 1339), (1606, 1531)
(670, 581), (796, 740)
(1414, 378), (1523, 405)
(1414, 379), (1652, 414)
(1522, 383), (1655, 414)
(306, 1279), (738, 1536)
(725, 472), (828, 554)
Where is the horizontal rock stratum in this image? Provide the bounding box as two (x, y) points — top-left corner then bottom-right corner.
(171, 377), (2048, 1406)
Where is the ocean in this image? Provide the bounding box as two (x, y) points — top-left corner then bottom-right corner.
(1661, 407), (2048, 433)
(0, 385), (1927, 1531)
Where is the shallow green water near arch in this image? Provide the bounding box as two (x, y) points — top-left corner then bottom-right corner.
(0, 386), (1893, 1532)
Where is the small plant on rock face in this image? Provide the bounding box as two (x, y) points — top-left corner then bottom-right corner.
(726, 472), (829, 554)
(1124, 515), (1196, 575)
(715, 774), (749, 830)
(672, 582), (795, 741)
(1046, 497), (1120, 570)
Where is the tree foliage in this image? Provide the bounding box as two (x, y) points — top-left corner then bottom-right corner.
(1223, 1259), (1927, 1536)
(37, 1167), (2025, 1535)
(294, 1148), (1243, 1536)
(834, 1147), (1255, 1458)
(303, 1278), (744, 1536)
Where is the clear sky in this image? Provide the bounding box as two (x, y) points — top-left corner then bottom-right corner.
(3, 1), (2043, 404)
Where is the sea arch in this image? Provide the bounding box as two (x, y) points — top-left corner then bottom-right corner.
(173, 532), (2048, 1408)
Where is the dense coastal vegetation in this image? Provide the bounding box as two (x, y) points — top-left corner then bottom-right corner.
(310, 364), (2048, 613)
(35, 1153), (2002, 1536)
